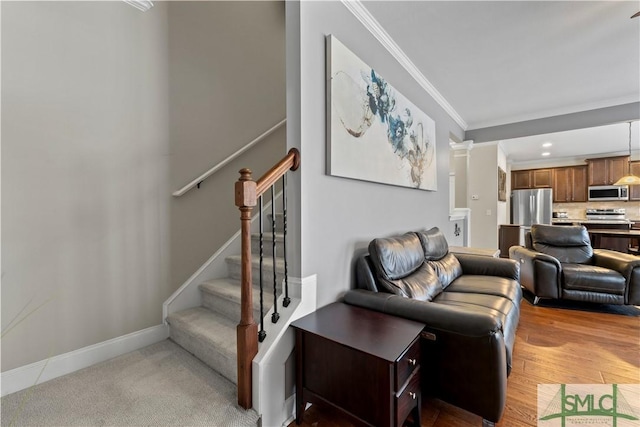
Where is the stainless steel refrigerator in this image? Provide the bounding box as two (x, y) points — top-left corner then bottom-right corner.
(511, 188), (553, 227)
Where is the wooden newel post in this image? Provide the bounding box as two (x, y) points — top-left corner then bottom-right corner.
(235, 168), (258, 409)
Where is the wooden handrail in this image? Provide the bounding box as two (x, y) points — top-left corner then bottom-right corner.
(256, 148), (300, 196)
(234, 147), (300, 409)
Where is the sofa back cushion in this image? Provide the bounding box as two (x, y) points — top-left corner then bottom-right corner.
(417, 227), (449, 260)
(416, 227), (462, 288)
(368, 233), (442, 301)
(531, 224), (593, 264)
(428, 253), (463, 289)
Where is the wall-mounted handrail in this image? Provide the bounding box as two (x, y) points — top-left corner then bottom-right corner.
(172, 118), (286, 197)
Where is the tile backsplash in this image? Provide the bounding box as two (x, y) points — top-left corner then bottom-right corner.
(553, 201), (640, 220)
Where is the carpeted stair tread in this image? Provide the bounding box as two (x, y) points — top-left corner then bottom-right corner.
(250, 231), (284, 241)
(225, 254), (287, 286)
(167, 307), (238, 384)
(225, 254), (286, 271)
(200, 279), (275, 309)
(199, 279), (275, 323)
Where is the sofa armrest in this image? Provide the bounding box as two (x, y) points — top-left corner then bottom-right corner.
(344, 289), (502, 336)
(454, 253), (520, 281)
(509, 246), (562, 299)
(355, 255), (379, 292)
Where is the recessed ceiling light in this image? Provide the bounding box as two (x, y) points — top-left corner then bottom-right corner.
(542, 142), (552, 148)
(541, 152), (551, 156)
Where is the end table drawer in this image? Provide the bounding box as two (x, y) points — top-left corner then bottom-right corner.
(395, 338), (420, 390)
(396, 367), (421, 426)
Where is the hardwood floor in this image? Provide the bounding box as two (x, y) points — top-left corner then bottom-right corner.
(289, 299), (640, 427)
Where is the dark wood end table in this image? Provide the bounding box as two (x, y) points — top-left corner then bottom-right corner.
(291, 302), (424, 427)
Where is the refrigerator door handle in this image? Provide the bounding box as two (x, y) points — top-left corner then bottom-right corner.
(530, 194), (535, 224)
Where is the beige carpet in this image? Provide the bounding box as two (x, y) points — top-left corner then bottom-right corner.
(1, 340), (259, 427)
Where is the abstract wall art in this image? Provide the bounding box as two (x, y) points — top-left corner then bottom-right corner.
(498, 166), (507, 201)
(326, 35), (437, 191)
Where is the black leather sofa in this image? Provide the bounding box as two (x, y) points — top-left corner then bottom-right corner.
(344, 227), (521, 425)
(509, 223), (640, 305)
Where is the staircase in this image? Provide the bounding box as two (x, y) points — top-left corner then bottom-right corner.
(166, 214), (286, 386)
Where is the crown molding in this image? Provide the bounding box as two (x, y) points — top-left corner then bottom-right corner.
(341, 0), (468, 130)
(450, 140), (474, 151)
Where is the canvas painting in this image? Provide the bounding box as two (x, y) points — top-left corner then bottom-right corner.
(498, 166), (507, 201)
(326, 35), (437, 191)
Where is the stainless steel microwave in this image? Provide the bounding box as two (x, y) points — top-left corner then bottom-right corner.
(588, 185), (629, 201)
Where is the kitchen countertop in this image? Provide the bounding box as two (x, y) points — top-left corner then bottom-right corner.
(551, 219), (633, 224)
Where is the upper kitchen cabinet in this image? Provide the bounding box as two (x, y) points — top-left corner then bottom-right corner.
(553, 166), (587, 202)
(587, 156), (629, 186)
(630, 161), (640, 200)
(511, 168), (552, 190)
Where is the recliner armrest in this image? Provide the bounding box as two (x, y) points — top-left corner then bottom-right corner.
(344, 289), (502, 337)
(592, 249), (640, 277)
(509, 246), (561, 268)
(509, 246), (562, 299)
(454, 253), (520, 281)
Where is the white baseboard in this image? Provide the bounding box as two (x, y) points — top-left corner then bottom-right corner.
(1, 324), (169, 397)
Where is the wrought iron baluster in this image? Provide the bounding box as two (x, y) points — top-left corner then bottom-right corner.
(282, 174), (290, 307)
(258, 196), (266, 342)
(271, 185), (280, 323)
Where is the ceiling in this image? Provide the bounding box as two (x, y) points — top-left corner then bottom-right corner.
(362, 1), (640, 162)
(500, 120), (640, 166)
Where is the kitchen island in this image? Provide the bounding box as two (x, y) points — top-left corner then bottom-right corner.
(551, 219), (632, 252)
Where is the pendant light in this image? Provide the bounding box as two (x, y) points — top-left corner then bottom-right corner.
(614, 122), (640, 186)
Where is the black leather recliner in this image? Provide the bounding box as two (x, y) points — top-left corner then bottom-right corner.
(344, 227), (521, 425)
(509, 224), (640, 305)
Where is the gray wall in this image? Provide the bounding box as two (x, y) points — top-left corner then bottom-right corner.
(466, 102), (640, 143)
(287, 2), (465, 307)
(2, 1), (285, 371)
(468, 144), (499, 249)
(167, 1), (286, 292)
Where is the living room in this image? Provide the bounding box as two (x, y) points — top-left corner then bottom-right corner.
(2, 1), (639, 427)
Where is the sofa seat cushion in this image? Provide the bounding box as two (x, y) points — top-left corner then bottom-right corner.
(562, 263), (626, 295)
(432, 291), (519, 374)
(447, 275), (522, 304)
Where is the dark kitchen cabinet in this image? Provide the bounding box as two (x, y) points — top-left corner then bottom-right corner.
(532, 169), (553, 188)
(499, 225), (522, 258)
(587, 156), (629, 186)
(512, 170), (532, 190)
(553, 166), (587, 203)
(511, 169), (552, 190)
(584, 222), (631, 253)
(630, 161), (640, 201)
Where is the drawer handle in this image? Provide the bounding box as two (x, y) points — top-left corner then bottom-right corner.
(407, 358), (417, 366)
(409, 392), (417, 400)
(421, 331), (436, 341)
